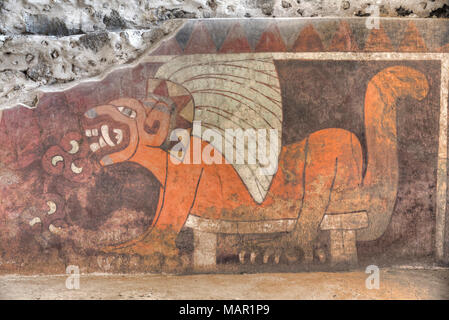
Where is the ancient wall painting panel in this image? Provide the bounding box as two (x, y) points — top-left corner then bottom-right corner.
(1, 18), (448, 274)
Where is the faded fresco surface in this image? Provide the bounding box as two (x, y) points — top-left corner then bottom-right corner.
(0, 19), (448, 273)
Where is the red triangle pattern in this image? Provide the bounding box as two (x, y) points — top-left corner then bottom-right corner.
(328, 21), (359, 51)
(152, 21), (446, 54)
(255, 23), (286, 52)
(292, 24), (324, 52)
(364, 25), (394, 52)
(183, 22), (217, 54)
(398, 22), (427, 52)
(153, 81), (169, 97)
(219, 23), (252, 53)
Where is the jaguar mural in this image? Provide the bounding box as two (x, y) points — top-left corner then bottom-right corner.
(0, 19), (447, 273)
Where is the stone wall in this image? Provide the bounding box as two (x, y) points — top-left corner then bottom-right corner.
(1, 0), (448, 110)
(1, 2), (449, 274)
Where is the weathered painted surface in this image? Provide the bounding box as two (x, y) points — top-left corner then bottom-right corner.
(0, 18), (448, 274)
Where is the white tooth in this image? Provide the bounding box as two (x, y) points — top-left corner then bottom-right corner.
(130, 111), (136, 119)
(101, 125), (115, 147)
(71, 162), (83, 174)
(51, 155), (64, 166)
(68, 140), (79, 154)
(113, 129), (123, 144)
(90, 143), (100, 152)
(99, 137), (106, 148)
(85, 129), (92, 137)
(49, 224), (62, 234)
(29, 217), (41, 226)
(92, 129), (98, 136)
(47, 201), (56, 215)
(263, 249), (274, 264)
(118, 106), (124, 112)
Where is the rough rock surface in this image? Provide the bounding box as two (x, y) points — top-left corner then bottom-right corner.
(0, 20), (181, 109)
(0, 0), (448, 109)
(1, 0), (448, 36)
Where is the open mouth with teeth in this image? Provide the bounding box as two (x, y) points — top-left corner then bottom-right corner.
(82, 106), (132, 159)
(86, 124), (123, 152)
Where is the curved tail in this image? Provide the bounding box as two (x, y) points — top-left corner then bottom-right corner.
(359, 66), (429, 241)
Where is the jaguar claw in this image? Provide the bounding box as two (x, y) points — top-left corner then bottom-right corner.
(250, 251), (257, 264)
(239, 251), (246, 264)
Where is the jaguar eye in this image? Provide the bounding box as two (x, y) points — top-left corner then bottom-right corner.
(116, 106), (136, 119)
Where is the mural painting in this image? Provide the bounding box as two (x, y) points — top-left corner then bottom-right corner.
(0, 19), (447, 273)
